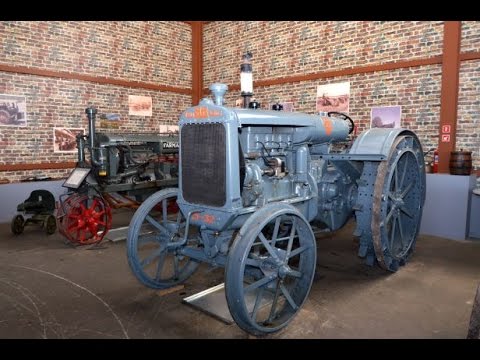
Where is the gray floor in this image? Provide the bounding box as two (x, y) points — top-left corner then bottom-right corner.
(1, 208), (479, 339)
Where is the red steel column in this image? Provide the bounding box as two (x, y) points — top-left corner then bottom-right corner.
(438, 21), (462, 173)
(191, 21), (204, 106)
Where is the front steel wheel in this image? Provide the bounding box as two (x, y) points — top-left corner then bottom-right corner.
(225, 203), (316, 336)
(127, 188), (200, 289)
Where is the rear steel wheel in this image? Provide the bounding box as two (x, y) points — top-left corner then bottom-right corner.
(225, 203), (316, 336)
(372, 135), (426, 271)
(127, 188), (200, 289)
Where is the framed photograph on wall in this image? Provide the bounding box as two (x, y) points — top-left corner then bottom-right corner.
(316, 82), (350, 113)
(159, 125), (179, 134)
(0, 94), (27, 127)
(370, 105), (402, 129)
(129, 95), (152, 116)
(53, 127), (84, 153)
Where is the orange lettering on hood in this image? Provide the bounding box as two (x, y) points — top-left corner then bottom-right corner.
(322, 117), (333, 135)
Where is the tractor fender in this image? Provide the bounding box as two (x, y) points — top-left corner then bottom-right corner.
(349, 128), (420, 157)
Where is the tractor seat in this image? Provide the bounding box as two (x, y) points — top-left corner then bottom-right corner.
(17, 190), (56, 214)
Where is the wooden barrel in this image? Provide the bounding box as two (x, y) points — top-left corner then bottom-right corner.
(449, 151), (472, 175)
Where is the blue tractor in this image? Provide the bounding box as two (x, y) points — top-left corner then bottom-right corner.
(126, 83), (426, 336)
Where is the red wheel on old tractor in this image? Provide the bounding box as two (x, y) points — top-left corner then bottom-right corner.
(58, 193), (112, 245)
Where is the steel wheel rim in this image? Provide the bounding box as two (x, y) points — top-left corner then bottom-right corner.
(382, 149), (421, 259)
(127, 189), (199, 288)
(372, 134), (425, 270)
(60, 194), (111, 245)
(226, 206), (316, 335)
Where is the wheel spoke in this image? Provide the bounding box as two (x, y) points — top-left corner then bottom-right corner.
(258, 232), (281, 262)
(245, 257), (262, 267)
(384, 206), (395, 227)
(88, 223), (98, 236)
(401, 182), (414, 198)
(388, 192), (395, 202)
(162, 199), (168, 224)
(271, 217), (281, 247)
(266, 280), (281, 324)
(389, 214), (397, 250)
(286, 269), (302, 278)
(397, 214), (406, 248)
(140, 247), (163, 268)
(244, 275), (276, 294)
(138, 233), (161, 245)
(155, 251), (166, 280)
(285, 218), (297, 260)
(280, 283), (298, 310)
(146, 215), (170, 235)
(400, 205), (413, 218)
(79, 228), (86, 243)
(288, 245), (309, 259)
(250, 287), (265, 322)
(399, 154), (409, 189)
(394, 166), (399, 192)
(93, 210), (105, 218)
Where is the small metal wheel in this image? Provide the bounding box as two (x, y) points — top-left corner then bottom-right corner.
(371, 134), (426, 272)
(127, 188), (200, 289)
(225, 203), (316, 336)
(58, 193), (112, 245)
(44, 215), (57, 235)
(11, 214), (25, 235)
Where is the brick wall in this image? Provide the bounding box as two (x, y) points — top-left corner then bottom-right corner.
(0, 21), (191, 183)
(220, 65), (442, 155)
(459, 20), (480, 170)
(204, 21), (443, 85)
(461, 21), (480, 53)
(204, 21), (444, 159)
(1, 21), (191, 87)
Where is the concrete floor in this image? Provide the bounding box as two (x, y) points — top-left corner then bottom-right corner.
(1, 208), (479, 339)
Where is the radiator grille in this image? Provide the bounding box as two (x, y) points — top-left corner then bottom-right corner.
(181, 123), (226, 207)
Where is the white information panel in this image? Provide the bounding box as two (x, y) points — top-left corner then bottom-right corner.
(63, 168), (91, 189)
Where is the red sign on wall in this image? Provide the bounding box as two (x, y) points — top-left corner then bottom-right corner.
(442, 125), (451, 133)
(441, 134), (451, 142)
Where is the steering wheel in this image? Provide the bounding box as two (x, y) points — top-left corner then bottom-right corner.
(327, 111), (355, 134)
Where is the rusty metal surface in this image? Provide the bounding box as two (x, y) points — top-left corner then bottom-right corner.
(372, 159), (389, 270)
(103, 192), (140, 209)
